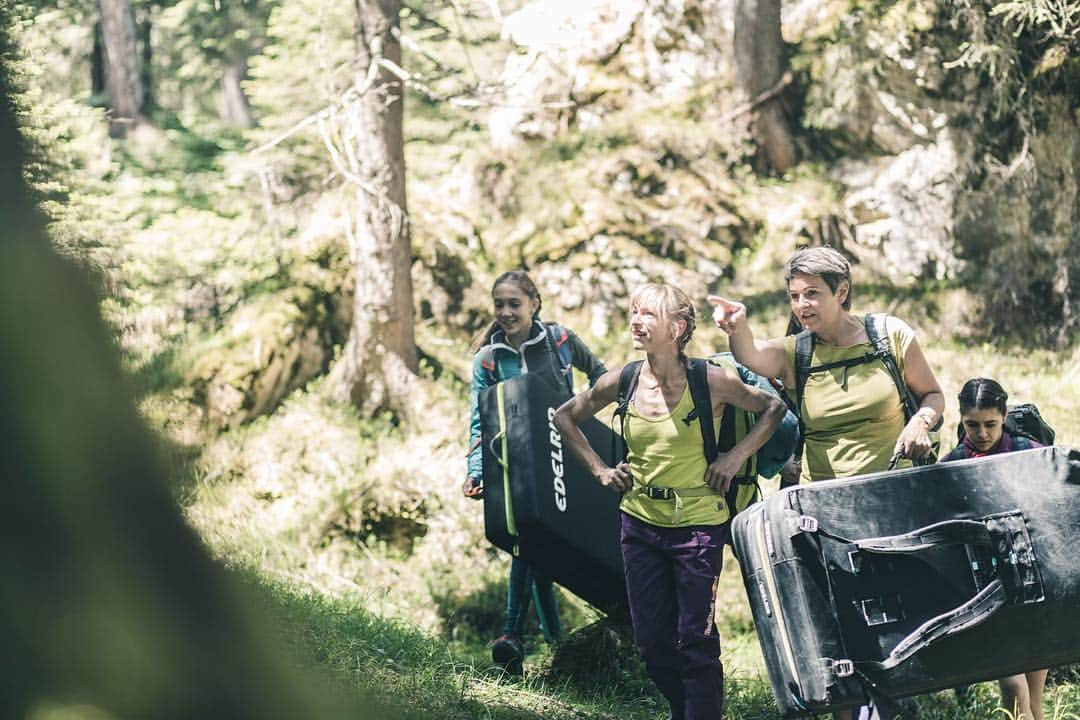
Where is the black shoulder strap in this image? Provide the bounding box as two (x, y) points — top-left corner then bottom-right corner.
(793, 329), (814, 416)
(863, 313), (918, 421)
(544, 322), (574, 393)
(792, 329), (814, 459)
(685, 359), (716, 463)
(691, 359), (757, 513)
(612, 361), (644, 463)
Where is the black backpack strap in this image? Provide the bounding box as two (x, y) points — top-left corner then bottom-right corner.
(687, 359), (753, 515)
(612, 361), (644, 463)
(544, 322), (574, 393)
(863, 313), (918, 421)
(805, 353), (879, 375)
(791, 329), (814, 460)
(685, 359), (717, 463)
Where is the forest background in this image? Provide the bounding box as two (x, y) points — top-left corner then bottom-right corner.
(4, 0), (1080, 717)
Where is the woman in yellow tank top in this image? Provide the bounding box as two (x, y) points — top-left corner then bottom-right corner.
(709, 247), (944, 720)
(553, 283), (785, 720)
(709, 246), (944, 482)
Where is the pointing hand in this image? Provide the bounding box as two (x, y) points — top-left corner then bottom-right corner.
(707, 295), (747, 335)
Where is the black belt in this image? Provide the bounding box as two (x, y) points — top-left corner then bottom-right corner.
(636, 485), (722, 500)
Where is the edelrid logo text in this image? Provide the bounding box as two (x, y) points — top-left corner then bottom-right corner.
(547, 407), (567, 512)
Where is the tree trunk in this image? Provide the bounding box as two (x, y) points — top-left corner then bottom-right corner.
(91, 21), (106, 102)
(733, 0), (796, 173)
(219, 57), (255, 127)
(138, 8), (153, 113)
(331, 0), (418, 420)
(97, 0), (144, 137)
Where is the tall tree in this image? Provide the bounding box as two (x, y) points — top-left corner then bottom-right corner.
(330, 0), (418, 420)
(91, 21), (106, 103)
(220, 54), (254, 126)
(97, 0), (145, 137)
(162, 0), (271, 126)
(137, 5), (154, 111)
(733, 0), (796, 173)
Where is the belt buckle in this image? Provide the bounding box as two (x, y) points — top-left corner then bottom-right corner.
(645, 486), (672, 500)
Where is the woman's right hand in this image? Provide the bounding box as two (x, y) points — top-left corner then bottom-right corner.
(596, 462), (633, 493)
(462, 476), (484, 499)
(707, 295), (747, 335)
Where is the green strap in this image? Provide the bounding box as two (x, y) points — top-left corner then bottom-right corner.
(632, 485), (724, 499)
(496, 383), (518, 553)
(631, 484), (730, 525)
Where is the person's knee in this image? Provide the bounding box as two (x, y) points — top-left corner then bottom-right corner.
(636, 635), (678, 668)
(999, 674), (1028, 700)
(673, 633), (722, 672)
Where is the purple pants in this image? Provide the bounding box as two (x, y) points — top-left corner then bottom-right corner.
(620, 512), (729, 720)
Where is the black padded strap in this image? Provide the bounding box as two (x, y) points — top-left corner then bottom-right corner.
(792, 330), (814, 459)
(612, 361), (643, 463)
(685, 358), (716, 463)
(863, 313), (919, 422)
(853, 519), (993, 555)
(858, 579), (1007, 673)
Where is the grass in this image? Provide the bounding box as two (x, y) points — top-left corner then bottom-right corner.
(249, 542), (1080, 720)
(254, 568), (784, 720)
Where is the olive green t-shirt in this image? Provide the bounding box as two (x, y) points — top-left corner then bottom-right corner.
(619, 383), (730, 527)
(783, 316), (915, 481)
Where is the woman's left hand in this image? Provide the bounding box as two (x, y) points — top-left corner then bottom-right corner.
(705, 453), (742, 493)
(896, 416), (933, 460)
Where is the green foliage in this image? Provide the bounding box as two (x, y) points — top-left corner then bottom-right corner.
(151, 0), (276, 122)
(991, 0), (1080, 46)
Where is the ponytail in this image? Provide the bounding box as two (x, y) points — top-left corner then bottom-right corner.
(958, 378), (1008, 416)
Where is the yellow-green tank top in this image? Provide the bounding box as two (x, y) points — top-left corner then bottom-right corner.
(782, 316), (915, 481)
(618, 383), (729, 527)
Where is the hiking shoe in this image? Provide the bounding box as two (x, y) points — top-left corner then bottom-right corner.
(491, 634), (524, 676)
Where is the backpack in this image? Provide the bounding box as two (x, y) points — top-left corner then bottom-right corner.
(479, 322), (575, 393)
(956, 403), (1055, 447)
(611, 357), (799, 516)
(791, 313), (942, 465)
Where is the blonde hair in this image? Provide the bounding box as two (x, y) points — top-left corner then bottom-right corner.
(628, 283), (696, 358)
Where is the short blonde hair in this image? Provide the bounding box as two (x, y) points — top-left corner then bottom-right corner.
(628, 283), (696, 355)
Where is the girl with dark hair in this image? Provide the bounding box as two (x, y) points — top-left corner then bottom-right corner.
(942, 378), (1042, 459)
(941, 378), (1047, 719)
(464, 270), (606, 675)
(554, 283), (786, 720)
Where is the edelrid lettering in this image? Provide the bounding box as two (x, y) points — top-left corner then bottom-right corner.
(547, 407), (567, 512)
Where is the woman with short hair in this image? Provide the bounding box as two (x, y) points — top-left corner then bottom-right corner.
(709, 246), (945, 720)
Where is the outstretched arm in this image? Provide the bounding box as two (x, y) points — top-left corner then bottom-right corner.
(703, 365), (787, 492)
(552, 368), (632, 492)
(708, 295), (792, 387)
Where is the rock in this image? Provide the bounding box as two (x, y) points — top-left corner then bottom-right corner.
(189, 286), (344, 430)
(832, 131), (964, 281)
(489, 0), (733, 148)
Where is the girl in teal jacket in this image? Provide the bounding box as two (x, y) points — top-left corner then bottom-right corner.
(464, 271), (606, 674)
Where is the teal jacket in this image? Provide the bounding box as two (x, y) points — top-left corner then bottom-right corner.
(466, 320), (606, 481)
